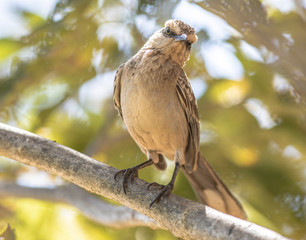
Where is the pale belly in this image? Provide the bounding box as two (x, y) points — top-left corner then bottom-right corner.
(120, 82), (188, 160)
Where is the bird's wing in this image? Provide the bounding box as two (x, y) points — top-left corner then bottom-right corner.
(176, 69), (200, 172)
(113, 64), (125, 119)
(176, 69), (246, 219)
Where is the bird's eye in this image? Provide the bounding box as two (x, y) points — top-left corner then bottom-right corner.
(165, 27), (171, 35)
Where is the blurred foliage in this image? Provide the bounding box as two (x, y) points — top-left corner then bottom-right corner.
(0, 0), (306, 239)
(0, 224), (16, 240)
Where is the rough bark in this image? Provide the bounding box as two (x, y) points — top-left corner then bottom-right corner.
(0, 123), (288, 240)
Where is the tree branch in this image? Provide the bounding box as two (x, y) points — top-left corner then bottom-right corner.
(196, 0), (306, 99)
(0, 182), (160, 229)
(0, 123), (288, 240)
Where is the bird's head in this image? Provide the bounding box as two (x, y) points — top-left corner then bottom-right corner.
(142, 19), (198, 66)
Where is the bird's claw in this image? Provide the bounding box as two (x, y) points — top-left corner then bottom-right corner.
(114, 168), (139, 194)
(149, 183), (174, 208)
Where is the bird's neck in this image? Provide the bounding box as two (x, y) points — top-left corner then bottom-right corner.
(140, 45), (188, 67)
(130, 48), (181, 87)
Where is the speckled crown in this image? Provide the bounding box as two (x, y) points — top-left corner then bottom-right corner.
(165, 19), (198, 44)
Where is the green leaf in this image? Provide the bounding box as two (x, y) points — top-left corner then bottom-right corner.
(21, 11), (46, 29)
(0, 38), (24, 60)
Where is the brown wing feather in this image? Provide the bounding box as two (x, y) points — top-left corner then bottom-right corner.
(113, 64), (125, 119)
(176, 69), (200, 172)
(176, 71), (246, 219)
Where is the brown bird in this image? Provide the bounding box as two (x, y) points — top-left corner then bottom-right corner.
(113, 19), (246, 219)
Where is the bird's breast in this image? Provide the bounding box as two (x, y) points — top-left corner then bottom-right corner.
(120, 65), (188, 158)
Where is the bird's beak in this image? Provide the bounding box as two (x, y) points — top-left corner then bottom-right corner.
(174, 33), (187, 41)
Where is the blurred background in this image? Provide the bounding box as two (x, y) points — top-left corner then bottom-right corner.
(0, 0), (306, 239)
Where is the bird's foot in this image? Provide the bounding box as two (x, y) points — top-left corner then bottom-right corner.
(149, 182), (174, 208)
(114, 167), (139, 194)
(114, 159), (154, 194)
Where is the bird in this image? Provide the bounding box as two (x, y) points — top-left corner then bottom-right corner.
(113, 19), (246, 219)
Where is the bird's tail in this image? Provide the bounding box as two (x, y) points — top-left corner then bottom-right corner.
(182, 152), (246, 219)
